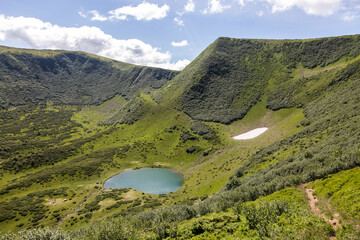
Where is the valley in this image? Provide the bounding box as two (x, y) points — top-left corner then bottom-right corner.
(0, 35), (359, 239)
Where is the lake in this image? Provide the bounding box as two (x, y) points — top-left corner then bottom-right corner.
(104, 168), (183, 194)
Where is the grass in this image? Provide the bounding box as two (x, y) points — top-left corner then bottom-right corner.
(1, 35), (360, 238)
(177, 97), (304, 199)
(312, 167), (360, 223)
(71, 95), (127, 130)
(0, 94), (212, 231)
(176, 187), (334, 240)
(0, 90), (305, 232)
(0, 45), (138, 71)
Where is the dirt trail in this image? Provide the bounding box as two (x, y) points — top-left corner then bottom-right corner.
(56, 190), (104, 227)
(302, 184), (341, 236)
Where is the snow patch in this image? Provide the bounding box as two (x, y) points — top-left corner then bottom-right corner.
(232, 127), (268, 140)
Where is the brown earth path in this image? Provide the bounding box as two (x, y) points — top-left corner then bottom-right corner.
(301, 184), (341, 239)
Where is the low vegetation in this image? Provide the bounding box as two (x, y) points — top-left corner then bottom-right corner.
(157, 35), (360, 123)
(0, 35), (360, 239)
(0, 47), (177, 108)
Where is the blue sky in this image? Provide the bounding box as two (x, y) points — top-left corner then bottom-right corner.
(0, 0), (359, 70)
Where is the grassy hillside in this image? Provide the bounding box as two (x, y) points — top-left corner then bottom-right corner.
(312, 167), (360, 223)
(156, 35), (360, 124)
(1, 35), (360, 239)
(0, 46), (178, 108)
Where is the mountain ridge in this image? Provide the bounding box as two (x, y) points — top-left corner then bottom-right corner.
(155, 34), (360, 124)
(0, 45), (178, 109)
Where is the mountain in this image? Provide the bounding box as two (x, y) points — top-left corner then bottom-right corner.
(0, 35), (360, 239)
(156, 35), (360, 123)
(0, 46), (178, 108)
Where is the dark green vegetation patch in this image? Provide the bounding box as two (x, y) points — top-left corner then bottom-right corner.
(157, 35), (360, 123)
(0, 47), (177, 108)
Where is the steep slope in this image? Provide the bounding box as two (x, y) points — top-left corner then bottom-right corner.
(0, 46), (178, 108)
(225, 58), (360, 193)
(58, 48), (359, 240)
(157, 35), (360, 123)
(1, 35), (360, 239)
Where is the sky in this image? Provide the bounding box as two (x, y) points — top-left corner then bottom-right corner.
(0, 0), (359, 70)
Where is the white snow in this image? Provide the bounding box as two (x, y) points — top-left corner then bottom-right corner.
(232, 127), (269, 140)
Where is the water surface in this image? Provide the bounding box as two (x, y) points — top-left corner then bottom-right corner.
(104, 168), (183, 194)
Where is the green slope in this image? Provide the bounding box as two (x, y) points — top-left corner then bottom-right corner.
(1, 35), (360, 239)
(0, 46), (178, 108)
(156, 35), (360, 123)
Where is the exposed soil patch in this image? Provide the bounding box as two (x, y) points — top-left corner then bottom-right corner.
(302, 184), (341, 231)
(46, 198), (67, 207)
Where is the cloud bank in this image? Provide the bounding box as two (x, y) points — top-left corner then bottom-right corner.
(0, 15), (189, 70)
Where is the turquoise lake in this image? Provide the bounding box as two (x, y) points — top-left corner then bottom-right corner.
(104, 168), (183, 194)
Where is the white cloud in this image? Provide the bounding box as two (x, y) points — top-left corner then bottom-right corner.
(265, 0), (296, 12)
(109, 14), (127, 21)
(237, 0), (245, 8)
(174, 0), (195, 26)
(89, 10), (107, 21)
(165, 59), (191, 70)
(202, 0), (230, 14)
(0, 15), (189, 70)
(171, 40), (189, 47)
(265, 0), (343, 16)
(185, 0), (195, 12)
(108, 2), (169, 21)
(78, 11), (87, 18)
(174, 17), (184, 26)
(341, 12), (359, 21)
(257, 10), (264, 16)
